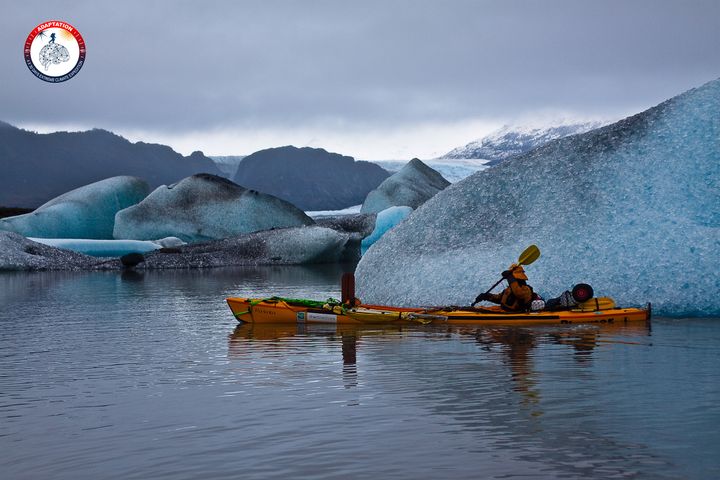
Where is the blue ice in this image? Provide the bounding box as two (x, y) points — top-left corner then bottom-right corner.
(29, 238), (164, 257)
(0, 176), (150, 239)
(114, 174), (313, 243)
(356, 78), (720, 316)
(361, 206), (413, 255)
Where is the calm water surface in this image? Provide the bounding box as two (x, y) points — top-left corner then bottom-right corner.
(1, 266), (718, 479)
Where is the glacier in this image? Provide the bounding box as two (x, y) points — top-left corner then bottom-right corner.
(356, 78), (720, 316)
(0, 176), (150, 239)
(113, 174), (314, 243)
(361, 159), (450, 213)
(361, 206), (413, 254)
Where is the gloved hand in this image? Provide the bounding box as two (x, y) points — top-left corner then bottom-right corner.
(472, 293), (489, 306)
(501, 270), (513, 279)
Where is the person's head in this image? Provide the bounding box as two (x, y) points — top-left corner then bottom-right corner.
(508, 263), (528, 280)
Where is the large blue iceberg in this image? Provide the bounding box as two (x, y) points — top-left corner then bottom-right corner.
(356, 79), (720, 316)
(0, 176), (150, 239)
(113, 174), (314, 243)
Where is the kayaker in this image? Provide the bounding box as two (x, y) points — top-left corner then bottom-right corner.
(472, 264), (535, 312)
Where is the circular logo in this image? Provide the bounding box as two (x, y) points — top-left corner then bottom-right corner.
(24, 20), (86, 83)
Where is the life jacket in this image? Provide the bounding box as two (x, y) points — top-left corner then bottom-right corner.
(499, 282), (534, 312)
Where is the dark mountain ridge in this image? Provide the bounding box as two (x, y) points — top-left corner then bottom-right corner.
(233, 145), (390, 210)
(0, 121), (221, 207)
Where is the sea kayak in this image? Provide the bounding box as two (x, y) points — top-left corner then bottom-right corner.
(226, 296), (651, 326)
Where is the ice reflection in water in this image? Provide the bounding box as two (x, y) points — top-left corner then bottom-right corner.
(1, 267), (718, 479)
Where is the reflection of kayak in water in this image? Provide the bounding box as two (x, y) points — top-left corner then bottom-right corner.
(226, 296), (651, 326)
(229, 322), (406, 342)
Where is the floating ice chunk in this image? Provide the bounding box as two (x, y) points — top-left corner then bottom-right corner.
(0, 176), (150, 239)
(264, 227), (351, 264)
(113, 174), (314, 243)
(361, 159), (450, 213)
(0, 231), (103, 271)
(28, 238), (162, 257)
(153, 237), (186, 248)
(314, 213), (376, 237)
(143, 226), (352, 267)
(356, 78), (720, 316)
(361, 206), (413, 255)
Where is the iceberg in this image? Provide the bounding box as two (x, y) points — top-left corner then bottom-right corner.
(356, 78), (720, 316)
(143, 226), (352, 267)
(0, 231), (104, 271)
(0, 176), (150, 239)
(361, 206), (413, 255)
(371, 159), (489, 183)
(27, 238), (185, 257)
(113, 174), (314, 243)
(361, 158), (450, 213)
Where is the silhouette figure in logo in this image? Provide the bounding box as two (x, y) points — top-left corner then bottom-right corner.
(49, 32), (56, 43)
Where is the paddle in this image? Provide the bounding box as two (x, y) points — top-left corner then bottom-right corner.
(473, 244), (540, 305)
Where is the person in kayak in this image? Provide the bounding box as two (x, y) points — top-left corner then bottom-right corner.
(472, 264), (535, 312)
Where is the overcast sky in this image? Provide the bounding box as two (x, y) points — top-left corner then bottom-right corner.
(2, 0), (719, 159)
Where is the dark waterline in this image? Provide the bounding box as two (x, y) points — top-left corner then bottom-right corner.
(1, 267), (718, 479)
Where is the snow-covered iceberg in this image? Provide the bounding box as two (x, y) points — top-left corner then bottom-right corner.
(356, 78), (720, 316)
(361, 206), (413, 254)
(361, 158), (450, 213)
(0, 176), (150, 239)
(113, 174), (314, 243)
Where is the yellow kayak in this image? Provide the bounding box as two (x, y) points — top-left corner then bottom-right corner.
(226, 297), (651, 326)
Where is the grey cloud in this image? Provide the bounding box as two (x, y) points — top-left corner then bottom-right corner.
(2, 0), (719, 132)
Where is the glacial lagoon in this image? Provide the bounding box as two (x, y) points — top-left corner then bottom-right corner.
(1, 266), (718, 479)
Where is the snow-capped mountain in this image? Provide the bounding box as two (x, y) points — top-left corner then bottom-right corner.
(441, 121), (607, 165)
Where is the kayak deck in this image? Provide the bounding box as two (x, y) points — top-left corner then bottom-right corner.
(226, 297), (651, 326)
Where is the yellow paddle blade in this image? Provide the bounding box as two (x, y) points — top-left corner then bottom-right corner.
(518, 244), (540, 266)
(575, 297), (616, 311)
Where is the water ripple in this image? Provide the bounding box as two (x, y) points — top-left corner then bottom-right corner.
(1, 268), (718, 479)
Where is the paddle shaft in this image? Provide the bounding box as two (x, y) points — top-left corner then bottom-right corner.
(478, 245), (539, 298)
(482, 264), (520, 295)
(483, 277), (505, 295)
